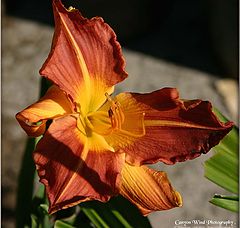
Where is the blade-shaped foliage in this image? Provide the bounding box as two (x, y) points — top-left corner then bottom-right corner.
(204, 148), (238, 194)
(204, 108), (238, 212)
(210, 195), (239, 212)
(54, 220), (77, 228)
(16, 137), (42, 228)
(80, 196), (151, 228)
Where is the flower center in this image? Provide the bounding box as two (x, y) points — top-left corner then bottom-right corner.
(75, 93), (125, 137)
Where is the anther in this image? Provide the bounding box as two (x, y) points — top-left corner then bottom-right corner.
(68, 6), (76, 12)
(105, 92), (113, 102)
(105, 93), (125, 130)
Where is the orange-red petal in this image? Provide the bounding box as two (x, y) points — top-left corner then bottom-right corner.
(40, 0), (128, 113)
(105, 88), (233, 165)
(33, 115), (125, 214)
(15, 85), (73, 137)
(119, 164), (182, 215)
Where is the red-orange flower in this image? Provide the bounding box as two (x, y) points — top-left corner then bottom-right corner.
(16, 0), (233, 215)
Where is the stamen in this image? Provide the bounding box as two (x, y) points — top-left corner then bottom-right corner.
(68, 6), (76, 12)
(75, 103), (81, 113)
(69, 113), (86, 135)
(105, 93), (125, 130)
(105, 92), (113, 102)
(76, 117), (86, 135)
(71, 102), (90, 135)
(84, 116), (94, 130)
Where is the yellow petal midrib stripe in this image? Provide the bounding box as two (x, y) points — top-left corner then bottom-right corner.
(144, 119), (221, 130)
(59, 12), (91, 101)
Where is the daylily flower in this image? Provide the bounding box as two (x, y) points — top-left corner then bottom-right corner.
(16, 0), (233, 215)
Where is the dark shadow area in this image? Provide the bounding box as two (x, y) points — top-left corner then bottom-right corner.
(4, 0), (238, 78)
(34, 123), (122, 213)
(124, 0), (238, 78)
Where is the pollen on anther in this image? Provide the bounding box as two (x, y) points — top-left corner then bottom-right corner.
(68, 6), (76, 12)
(105, 92), (113, 102)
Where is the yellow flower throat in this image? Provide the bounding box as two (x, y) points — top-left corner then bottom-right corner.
(75, 93), (125, 137)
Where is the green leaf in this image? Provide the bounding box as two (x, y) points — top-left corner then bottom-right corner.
(204, 108), (239, 212)
(204, 149), (238, 194)
(210, 195), (239, 212)
(16, 137), (40, 228)
(39, 204), (49, 214)
(214, 126), (238, 158)
(81, 207), (110, 228)
(35, 183), (46, 199)
(109, 196), (151, 228)
(16, 77), (52, 228)
(30, 214), (38, 228)
(212, 108), (238, 154)
(40, 77), (52, 97)
(54, 220), (76, 228)
(80, 196), (151, 228)
(57, 213), (78, 226)
(16, 137), (51, 228)
(205, 108), (238, 194)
